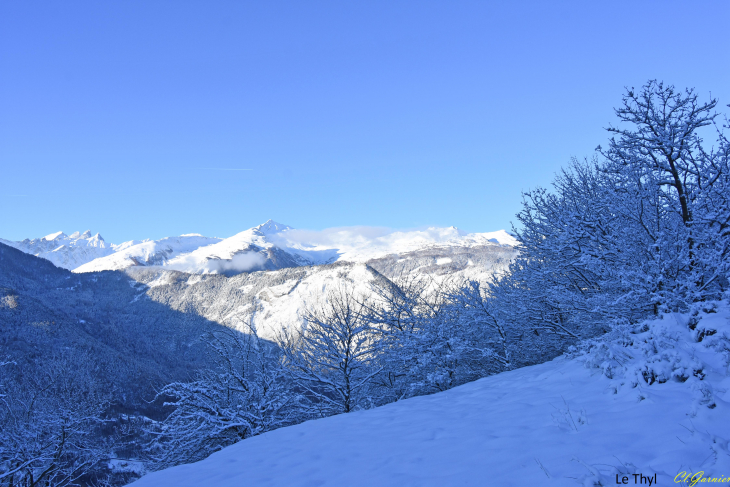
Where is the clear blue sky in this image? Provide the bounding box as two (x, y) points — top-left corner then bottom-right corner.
(1, 1), (728, 243)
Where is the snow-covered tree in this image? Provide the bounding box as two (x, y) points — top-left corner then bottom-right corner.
(447, 280), (511, 371)
(600, 80), (730, 304)
(362, 274), (506, 399)
(0, 354), (110, 487)
(279, 285), (382, 415)
(484, 81), (729, 351)
(148, 322), (296, 470)
(507, 159), (650, 332)
(357, 273), (442, 401)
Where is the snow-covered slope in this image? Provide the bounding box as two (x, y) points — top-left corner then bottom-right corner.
(129, 263), (389, 338)
(130, 304), (730, 487)
(0, 230), (118, 270)
(73, 235), (222, 273)
(161, 221), (318, 274)
(126, 236), (517, 341)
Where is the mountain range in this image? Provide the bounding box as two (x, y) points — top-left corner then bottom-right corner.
(1, 220), (518, 276)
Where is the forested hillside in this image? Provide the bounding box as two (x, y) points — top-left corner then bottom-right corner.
(0, 242), (221, 412)
(0, 243), (228, 485)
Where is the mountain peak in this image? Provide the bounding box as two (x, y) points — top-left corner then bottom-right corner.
(43, 231), (66, 241)
(253, 220), (292, 236)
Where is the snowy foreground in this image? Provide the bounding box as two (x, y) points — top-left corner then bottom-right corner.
(130, 306), (730, 487)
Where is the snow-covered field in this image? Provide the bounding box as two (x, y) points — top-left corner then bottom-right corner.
(129, 305), (730, 487)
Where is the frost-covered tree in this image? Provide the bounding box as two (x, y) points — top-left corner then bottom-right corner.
(506, 159), (652, 333)
(362, 275), (506, 399)
(0, 354), (110, 487)
(484, 81), (729, 349)
(602, 82), (718, 227)
(279, 286), (382, 415)
(358, 273), (442, 401)
(600, 80), (730, 304)
(447, 280), (511, 371)
(148, 323), (296, 470)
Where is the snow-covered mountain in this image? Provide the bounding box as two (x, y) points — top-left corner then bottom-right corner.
(125, 237), (517, 340)
(270, 225), (517, 263)
(1, 220), (518, 275)
(0, 230), (119, 270)
(1, 221), (518, 341)
(74, 234), (223, 273)
(128, 304), (730, 487)
(117, 221), (516, 275)
(71, 221), (327, 275)
(160, 221), (323, 275)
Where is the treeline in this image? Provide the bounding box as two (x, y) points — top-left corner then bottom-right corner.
(502, 81), (730, 332)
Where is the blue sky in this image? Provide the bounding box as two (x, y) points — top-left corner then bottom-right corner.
(1, 1), (728, 243)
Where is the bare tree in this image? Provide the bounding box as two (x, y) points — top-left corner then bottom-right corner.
(279, 285), (382, 416)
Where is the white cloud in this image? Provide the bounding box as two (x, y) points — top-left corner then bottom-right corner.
(166, 251), (267, 274)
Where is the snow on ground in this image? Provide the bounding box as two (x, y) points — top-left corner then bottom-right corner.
(129, 304), (730, 487)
